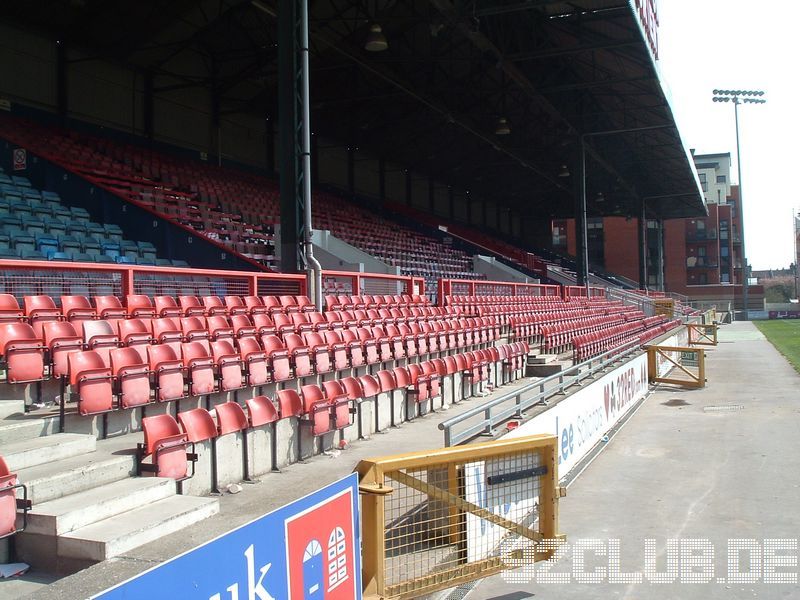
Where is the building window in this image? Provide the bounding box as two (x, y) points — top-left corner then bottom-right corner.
(717, 175), (727, 184)
(721, 246), (729, 257)
(696, 220), (705, 231)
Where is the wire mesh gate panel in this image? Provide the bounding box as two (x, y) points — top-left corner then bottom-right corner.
(356, 435), (563, 599)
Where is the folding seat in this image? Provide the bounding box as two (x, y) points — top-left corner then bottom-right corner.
(92, 295), (126, 320)
(370, 326), (393, 363)
(396, 324), (418, 358)
(110, 347), (151, 408)
(303, 331), (331, 374)
(126, 295), (156, 319)
(200, 296), (227, 316)
(272, 313), (296, 337)
(251, 313), (277, 337)
(221, 296), (247, 316)
(243, 296), (268, 315)
(284, 333), (312, 378)
(152, 317), (184, 351)
(356, 327), (379, 365)
(178, 295), (206, 316)
(24, 295), (62, 337)
(178, 408), (218, 443)
(246, 395), (279, 428)
(349, 295), (366, 310)
(238, 336), (269, 386)
(116, 319), (152, 351)
(341, 329), (365, 367)
(324, 295), (340, 311)
(298, 384), (332, 436)
(147, 344), (186, 402)
(82, 320), (119, 362)
(138, 414), (193, 480)
(154, 296), (182, 318)
(67, 350), (114, 415)
(383, 324), (405, 360)
(0, 295), (24, 323)
(337, 310), (358, 328)
(365, 309), (382, 325)
(59, 295), (96, 324)
(276, 388), (303, 420)
(294, 295), (315, 313)
(261, 335), (292, 382)
(352, 310), (373, 327)
(206, 316), (234, 341)
(277, 296), (300, 314)
(321, 380), (352, 430)
(229, 314), (258, 342)
(306, 311), (329, 331)
(178, 316), (208, 345)
(211, 339), (244, 391)
(179, 342), (216, 396)
(391, 366), (412, 405)
(0, 455), (27, 539)
(261, 296), (283, 315)
(322, 330), (349, 371)
(290, 312), (314, 334)
(215, 401), (249, 439)
(407, 363), (431, 404)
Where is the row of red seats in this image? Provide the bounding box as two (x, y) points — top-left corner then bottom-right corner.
(540, 315), (626, 354)
(2, 310), (497, 389)
(509, 307), (618, 339)
(139, 342), (532, 480)
(324, 294), (430, 311)
(572, 320), (676, 362)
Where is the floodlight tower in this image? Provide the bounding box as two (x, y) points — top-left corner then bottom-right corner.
(712, 89), (766, 320)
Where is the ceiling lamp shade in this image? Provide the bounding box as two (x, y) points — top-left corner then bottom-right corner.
(558, 164), (570, 178)
(495, 116), (511, 135)
(365, 23), (388, 52)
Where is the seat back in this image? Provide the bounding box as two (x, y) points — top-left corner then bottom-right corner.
(276, 389), (303, 418)
(0, 322), (45, 383)
(246, 396), (279, 427)
(68, 350), (113, 415)
(215, 401), (249, 435)
(178, 408), (218, 442)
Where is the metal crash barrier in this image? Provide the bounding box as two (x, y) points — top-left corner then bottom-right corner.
(688, 323), (718, 346)
(356, 435), (564, 599)
(647, 345), (706, 389)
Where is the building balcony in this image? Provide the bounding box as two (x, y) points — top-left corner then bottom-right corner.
(686, 229), (718, 242)
(687, 257), (718, 269)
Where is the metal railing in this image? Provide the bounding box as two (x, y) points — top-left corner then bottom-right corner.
(437, 278), (560, 303)
(356, 435), (563, 599)
(439, 342), (642, 447)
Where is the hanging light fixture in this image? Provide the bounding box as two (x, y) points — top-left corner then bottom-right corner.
(596, 191), (605, 202)
(558, 164), (570, 178)
(494, 116), (511, 135)
(365, 23), (388, 51)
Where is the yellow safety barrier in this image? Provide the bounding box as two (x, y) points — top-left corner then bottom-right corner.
(688, 323), (718, 346)
(356, 435), (564, 599)
(647, 345), (706, 389)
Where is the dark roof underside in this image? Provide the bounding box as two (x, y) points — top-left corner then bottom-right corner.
(1, 0), (706, 220)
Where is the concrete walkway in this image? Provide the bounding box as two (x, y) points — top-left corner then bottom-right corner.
(470, 321), (800, 600)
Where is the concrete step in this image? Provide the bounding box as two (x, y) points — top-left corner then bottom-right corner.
(16, 452), (136, 505)
(0, 399), (25, 419)
(24, 478), (176, 536)
(3, 433), (96, 471)
(59, 495), (220, 562)
(0, 417), (52, 445)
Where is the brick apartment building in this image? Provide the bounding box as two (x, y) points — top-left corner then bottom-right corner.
(552, 152), (763, 309)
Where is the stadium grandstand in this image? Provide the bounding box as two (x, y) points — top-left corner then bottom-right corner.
(0, 1), (724, 598)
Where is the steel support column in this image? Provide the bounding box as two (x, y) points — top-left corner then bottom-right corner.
(278, 0), (306, 273)
(638, 199), (647, 290)
(575, 137), (589, 287)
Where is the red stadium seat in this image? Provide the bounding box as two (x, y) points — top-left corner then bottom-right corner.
(110, 347), (151, 408)
(178, 296), (206, 317)
(117, 318), (153, 347)
(0, 295), (24, 323)
(93, 296), (127, 320)
(246, 396), (279, 427)
(0, 323), (45, 383)
(43, 321), (82, 379)
(304, 331), (331, 374)
(211, 339), (244, 391)
(201, 296), (227, 316)
(285, 333), (312, 377)
(68, 350), (114, 415)
(261, 335), (291, 382)
(0, 456), (27, 539)
(24, 295), (62, 337)
(276, 388), (303, 419)
(147, 344), (185, 402)
(139, 414), (192, 480)
(154, 296), (182, 318)
(323, 330), (349, 371)
(82, 320), (119, 361)
(182, 342), (216, 396)
(60, 295), (96, 323)
(215, 401), (249, 435)
(178, 408), (218, 442)
(237, 336), (269, 386)
(223, 296), (249, 316)
(321, 380), (351, 430)
(300, 384), (331, 435)
(126, 295), (156, 319)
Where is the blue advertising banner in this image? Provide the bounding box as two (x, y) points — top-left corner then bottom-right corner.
(93, 474), (361, 600)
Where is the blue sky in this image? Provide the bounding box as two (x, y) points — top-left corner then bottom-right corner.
(657, 0), (798, 269)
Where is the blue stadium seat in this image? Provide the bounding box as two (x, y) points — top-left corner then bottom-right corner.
(101, 242), (120, 258)
(41, 191), (61, 202)
(53, 206), (71, 222)
(13, 233), (36, 252)
(23, 219), (46, 235)
(11, 176), (31, 188)
(71, 207), (91, 223)
(36, 235), (59, 254)
(116, 255), (135, 264)
(48, 251), (73, 262)
(172, 259), (189, 267)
